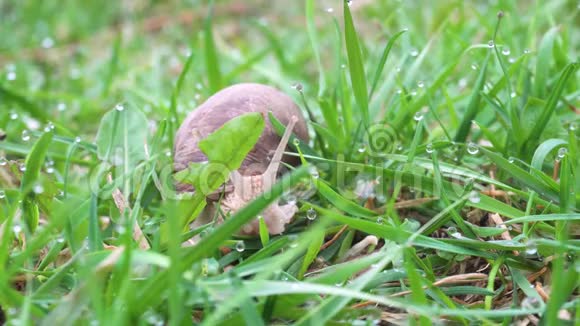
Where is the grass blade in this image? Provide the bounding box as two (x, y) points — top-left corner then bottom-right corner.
(343, 1), (369, 126)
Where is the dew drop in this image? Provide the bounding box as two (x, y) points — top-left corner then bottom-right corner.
(284, 193), (297, 205)
(291, 82), (303, 92)
(471, 63), (478, 70)
(13, 224), (23, 234)
(57, 103), (67, 112)
(502, 47), (510, 56)
(75, 136), (82, 143)
(346, 0), (353, 7)
(487, 40), (495, 48)
(306, 208), (317, 221)
(510, 92), (516, 98)
(326, 7), (334, 13)
(376, 217), (384, 224)
(6, 71), (16, 81)
(466, 142), (479, 155)
(417, 80), (425, 88)
(0, 157), (6, 166)
(21, 130), (30, 142)
(116, 225), (127, 234)
(44, 122), (55, 132)
(410, 49), (419, 57)
(293, 138), (300, 146)
(413, 111), (425, 122)
(557, 147), (567, 159)
(235, 240), (245, 252)
(309, 167), (319, 179)
(56, 236), (65, 243)
(33, 183), (44, 194)
(468, 190), (481, 203)
(508, 157), (515, 163)
(425, 143), (434, 154)
(41, 37), (54, 49)
(523, 49), (531, 54)
(0, 190), (5, 199)
(569, 122), (577, 131)
(508, 57), (515, 63)
(525, 241), (538, 255)
(115, 104), (125, 111)
(521, 297), (541, 309)
(447, 226), (462, 238)
(10, 112), (19, 120)
(357, 143), (367, 153)
(19, 163), (26, 172)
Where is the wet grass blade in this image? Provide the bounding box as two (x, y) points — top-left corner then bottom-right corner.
(343, 1), (369, 126)
(369, 30), (406, 100)
(454, 53), (489, 143)
(204, 1), (222, 93)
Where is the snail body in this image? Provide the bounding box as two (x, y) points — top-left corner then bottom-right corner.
(174, 83), (308, 235)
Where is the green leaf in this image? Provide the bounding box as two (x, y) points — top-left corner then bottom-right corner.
(21, 131), (53, 194)
(199, 112), (265, 170)
(298, 228), (324, 279)
(343, 0), (369, 126)
(95, 105), (148, 168)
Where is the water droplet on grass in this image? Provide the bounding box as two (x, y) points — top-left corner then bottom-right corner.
(326, 7), (334, 13)
(468, 190), (480, 203)
(410, 49), (419, 57)
(291, 82), (303, 92)
(57, 103), (67, 112)
(309, 167), (319, 179)
(115, 104), (125, 111)
(6, 71), (16, 81)
(235, 241), (245, 252)
(413, 111), (424, 121)
(33, 183), (44, 194)
(502, 47), (510, 55)
(0, 190), (5, 199)
(75, 136), (81, 143)
(425, 143), (434, 153)
(417, 80), (424, 88)
(467, 142), (479, 155)
(21, 130), (30, 142)
(293, 138), (300, 146)
(306, 208), (317, 220)
(357, 143), (367, 153)
(487, 40), (495, 48)
(10, 112), (18, 120)
(41, 37), (54, 49)
(557, 147), (567, 159)
(13, 224), (22, 234)
(0, 157), (6, 166)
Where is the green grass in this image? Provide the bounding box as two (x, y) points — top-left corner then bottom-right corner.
(0, 0), (579, 325)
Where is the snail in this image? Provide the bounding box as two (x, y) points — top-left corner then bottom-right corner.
(174, 83), (309, 235)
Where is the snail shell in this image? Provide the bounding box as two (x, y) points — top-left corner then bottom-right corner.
(174, 83), (309, 195)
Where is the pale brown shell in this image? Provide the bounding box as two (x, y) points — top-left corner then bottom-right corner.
(174, 83), (309, 193)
